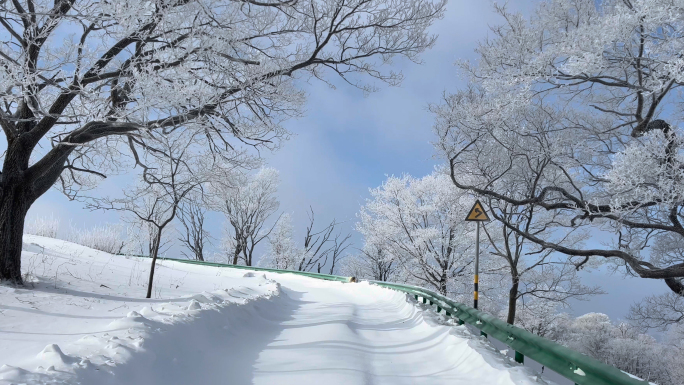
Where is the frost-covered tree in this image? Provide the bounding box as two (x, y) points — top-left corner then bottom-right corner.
(432, 0), (684, 310)
(177, 199), (211, 261)
(0, 0), (446, 284)
(343, 243), (401, 282)
(662, 323), (684, 385)
(508, 308), (684, 384)
(501, 299), (571, 339)
(216, 168), (280, 266)
(91, 130), (209, 298)
(261, 213), (299, 270)
(357, 172), (477, 297)
(260, 208), (351, 273)
(553, 313), (677, 384)
(296, 207), (351, 274)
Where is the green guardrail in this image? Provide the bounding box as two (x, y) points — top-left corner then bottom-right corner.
(370, 280), (648, 385)
(119, 254), (355, 283)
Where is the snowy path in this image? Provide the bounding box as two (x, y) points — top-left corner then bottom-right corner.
(249, 275), (545, 385)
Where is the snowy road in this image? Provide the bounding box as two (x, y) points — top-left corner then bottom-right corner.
(249, 275), (545, 385)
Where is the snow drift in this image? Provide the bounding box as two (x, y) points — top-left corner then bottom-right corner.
(0, 235), (280, 384)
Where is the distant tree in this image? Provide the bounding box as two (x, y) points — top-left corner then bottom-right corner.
(0, 0), (446, 284)
(261, 213), (299, 270)
(217, 168), (280, 266)
(348, 243), (401, 282)
(338, 255), (368, 281)
(67, 222), (125, 254)
(24, 214), (60, 239)
(357, 172), (476, 297)
(124, 220), (169, 258)
(555, 313), (670, 384)
(177, 199), (211, 261)
(508, 307), (684, 384)
(297, 207), (351, 274)
(662, 323), (684, 384)
(259, 208), (352, 273)
(628, 291), (684, 331)
(501, 299), (571, 339)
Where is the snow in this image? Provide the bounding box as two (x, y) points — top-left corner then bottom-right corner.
(0, 235), (280, 384)
(249, 275), (551, 385)
(1, 235), (553, 384)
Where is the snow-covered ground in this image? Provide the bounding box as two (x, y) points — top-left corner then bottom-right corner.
(1, 235), (551, 384)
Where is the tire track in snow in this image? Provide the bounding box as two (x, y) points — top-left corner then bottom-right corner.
(251, 275), (554, 385)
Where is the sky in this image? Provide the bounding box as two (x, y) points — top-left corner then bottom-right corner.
(24, 0), (669, 322)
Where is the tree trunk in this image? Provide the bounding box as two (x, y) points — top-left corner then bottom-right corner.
(0, 184), (30, 284)
(0, 132), (75, 284)
(507, 276), (520, 325)
(146, 230), (162, 299)
(232, 241), (241, 265)
(196, 245), (204, 261)
(246, 247), (252, 266)
(439, 272), (448, 295)
(0, 136), (38, 285)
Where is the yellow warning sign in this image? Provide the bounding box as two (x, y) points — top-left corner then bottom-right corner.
(465, 200), (490, 221)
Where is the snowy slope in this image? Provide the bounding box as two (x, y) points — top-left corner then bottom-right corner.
(0, 235), (280, 384)
(1, 236), (551, 385)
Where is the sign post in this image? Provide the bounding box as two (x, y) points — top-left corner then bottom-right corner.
(465, 200), (490, 309)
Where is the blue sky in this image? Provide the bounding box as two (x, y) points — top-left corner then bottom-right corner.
(24, 0), (669, 322)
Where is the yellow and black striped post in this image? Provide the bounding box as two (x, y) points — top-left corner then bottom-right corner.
(465, 200), (489, 310)
(474, 221), (480, 309)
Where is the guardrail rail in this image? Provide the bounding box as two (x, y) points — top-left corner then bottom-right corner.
(369, 280), (648, 385)
(120, 254), (355, 283)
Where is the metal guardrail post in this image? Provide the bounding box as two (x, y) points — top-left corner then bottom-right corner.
(515, 351), (524, 364)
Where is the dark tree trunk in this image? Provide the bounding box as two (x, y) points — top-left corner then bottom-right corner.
(0, 184), (31, 284)
(232, 239), (241, 265)
(439, 273), (448, 296)
(507, 276), (520, 325)
(146, 230), (162, 299)
(0, 139), (37, 285)
(246, 246), (253, 266)
(0, 126), (78, 284)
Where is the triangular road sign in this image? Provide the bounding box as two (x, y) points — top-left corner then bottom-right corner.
(465, 200), (490, 221)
